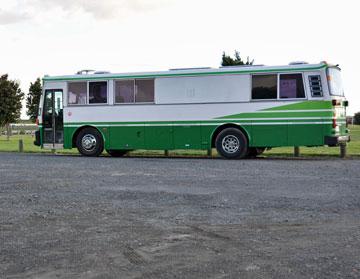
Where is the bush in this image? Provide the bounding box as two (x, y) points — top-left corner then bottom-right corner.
(354, 112), (360, 125)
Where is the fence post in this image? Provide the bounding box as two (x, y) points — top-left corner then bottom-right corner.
(294, 146), (300, 157)
(6, 123), (11, 141)
(165, 150), (169, 157)
(340, 143), (347, 158)
(207, 148), (212, 157)
(18, 139), (24, 153)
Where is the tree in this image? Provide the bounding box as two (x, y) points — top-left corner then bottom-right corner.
(26, 78), (42, 122)
(354, 112), (360, 125)
(0, 74), (24, 140)
(221, 50), (254, 66)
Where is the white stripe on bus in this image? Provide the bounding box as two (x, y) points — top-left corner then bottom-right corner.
(64, 121), (335, 127)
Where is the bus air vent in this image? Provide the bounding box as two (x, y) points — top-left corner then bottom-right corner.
(308, 75), (323, 97)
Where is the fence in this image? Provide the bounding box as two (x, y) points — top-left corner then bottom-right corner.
(0, 123), (37, 136)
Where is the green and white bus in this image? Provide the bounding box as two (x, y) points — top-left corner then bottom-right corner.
(34, 61), (350, 158)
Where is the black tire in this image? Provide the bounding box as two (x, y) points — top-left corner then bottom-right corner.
(247, 147), (266, 158)
(76, 127), (104, 157)
(106, 149), (128, 157)
(215, 128), (248, 159)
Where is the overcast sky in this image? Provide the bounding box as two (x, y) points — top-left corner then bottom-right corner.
(1, 0), (359, 117)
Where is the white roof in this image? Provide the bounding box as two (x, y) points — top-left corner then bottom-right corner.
(43, 62), (329, 82)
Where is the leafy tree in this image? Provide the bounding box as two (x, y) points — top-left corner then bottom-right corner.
(354, 112), (360, 125)
(0, 74), (24, 140)
(221, 50), (254, 66)
(26, 78), (42, 122)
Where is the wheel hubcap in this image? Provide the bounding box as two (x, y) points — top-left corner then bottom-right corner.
(82, 134), (97, 151)
(222, 135), (240, 153)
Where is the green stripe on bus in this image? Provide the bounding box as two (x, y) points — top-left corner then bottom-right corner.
(217, 101), (333, 119)
(219, 111), (332, 119)
(263, 101), (332, 111)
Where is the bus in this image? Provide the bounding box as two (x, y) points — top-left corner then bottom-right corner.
(34, 61), (350, 159)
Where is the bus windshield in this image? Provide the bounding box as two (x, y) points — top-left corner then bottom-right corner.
(327, 67), (344, 97)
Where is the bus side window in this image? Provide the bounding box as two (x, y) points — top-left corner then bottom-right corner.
(135, 79), (154, 103)
(68, 82), (87, 105)
(308, 75), (323, 97)
(89, 81), (108, 104)
(279, 74), (305, 99)
(251, 75), (277, 100)
(115, 80), (135, 103)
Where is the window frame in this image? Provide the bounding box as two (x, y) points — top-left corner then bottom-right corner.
(114, 78), (155, 105)
(67, 81), (88, 106)
(251, 72), (307, 101)
(250, 73), (278, 101)
(278, 73), (306, 100)
(87, 80), (109, 105)
(114, 79), (135, 104)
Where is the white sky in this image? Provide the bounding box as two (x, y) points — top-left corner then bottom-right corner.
(1, 0), (359, 117)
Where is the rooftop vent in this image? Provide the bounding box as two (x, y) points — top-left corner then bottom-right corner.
(289, 61), (309, 65)
(76, 70), (111, 75)
(76, 69), (95, 75)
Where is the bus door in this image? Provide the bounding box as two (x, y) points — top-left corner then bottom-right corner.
(43, 89), (64, 148)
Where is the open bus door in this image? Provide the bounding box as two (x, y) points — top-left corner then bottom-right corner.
(42, 89), (64, 149)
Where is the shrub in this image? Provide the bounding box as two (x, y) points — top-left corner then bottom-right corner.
(354, 112), (360, 125)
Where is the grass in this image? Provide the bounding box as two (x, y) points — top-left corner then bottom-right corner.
(0, 125), (359, 158)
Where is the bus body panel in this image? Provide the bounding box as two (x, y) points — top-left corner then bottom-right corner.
(60, 99), (334, 150)
(37, 62), (350, 154)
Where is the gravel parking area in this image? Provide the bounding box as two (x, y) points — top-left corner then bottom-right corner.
(1, 153), (360, 278)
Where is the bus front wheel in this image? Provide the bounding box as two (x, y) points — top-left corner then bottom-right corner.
(76, 127), (104, 157)
(215, 128), (248, 159)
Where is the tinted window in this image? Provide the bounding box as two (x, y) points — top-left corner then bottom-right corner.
(115, 80), (135, 103)
(279, 74), (305, 99)
(68, 82), (87, 105)
(136, 79), (154, 102)
(252, 75), (277, 99)
(89, 81), (107, 104)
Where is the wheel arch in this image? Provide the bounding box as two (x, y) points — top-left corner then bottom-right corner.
(210, 123), (251, 148)
(71, 125), (106, 148)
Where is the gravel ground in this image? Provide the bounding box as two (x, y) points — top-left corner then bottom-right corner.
(0, 152), (360, 279)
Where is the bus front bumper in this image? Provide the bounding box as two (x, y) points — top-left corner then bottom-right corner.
(325, 135), (350, 146)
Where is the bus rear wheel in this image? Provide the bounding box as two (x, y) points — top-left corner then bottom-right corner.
(76, 127), (104, 157)
(215, 128), (248, 159)
(106, 149), (128, 157)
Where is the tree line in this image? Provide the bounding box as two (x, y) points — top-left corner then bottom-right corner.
(1, 51), (359, 129)
(0, 75), (42, 127)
